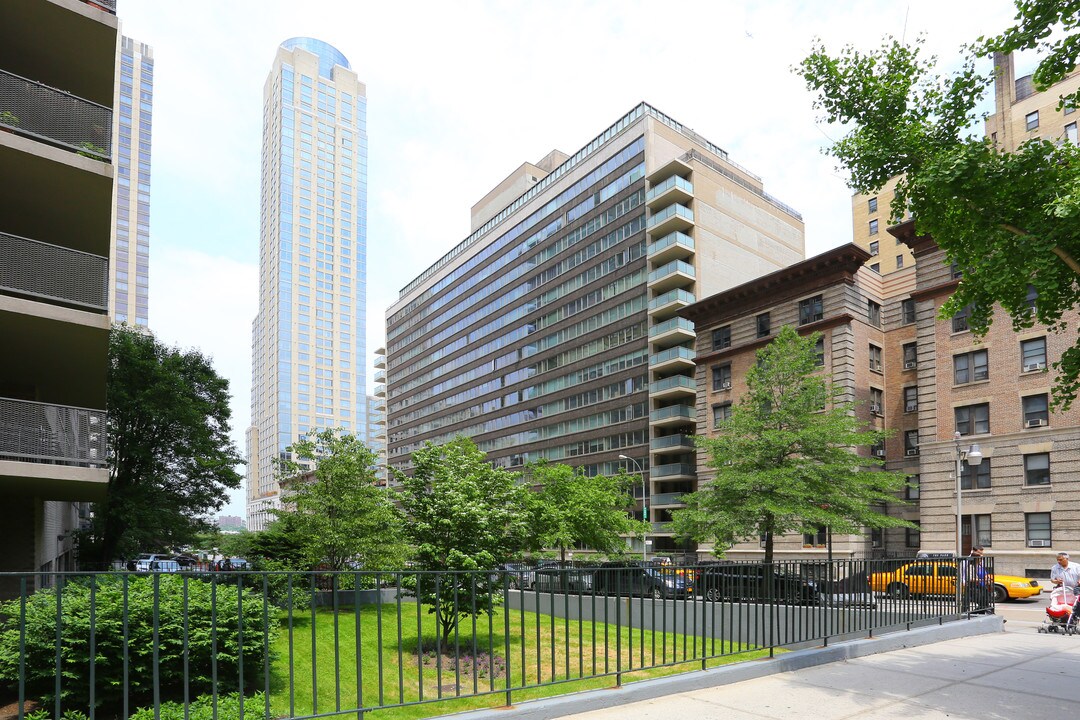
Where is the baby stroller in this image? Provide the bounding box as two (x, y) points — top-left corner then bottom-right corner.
(1039, 585), (1080, 634)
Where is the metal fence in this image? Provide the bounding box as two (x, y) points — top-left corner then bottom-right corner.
(0, 231), (109, 311)
(0, 397), (107, 466)
(0, 559), (995, 719)
(0, 69), (112, 160)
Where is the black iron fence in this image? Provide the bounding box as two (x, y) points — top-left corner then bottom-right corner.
(0, 558), (995, 719)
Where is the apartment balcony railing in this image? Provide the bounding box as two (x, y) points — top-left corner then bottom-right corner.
(0, 397), (106, 466)
(649, 404), (694, 423)
(82, 0), (118, 13)
(651, 521), (674, 532)
(651, 491), (687, 506)
(646, 231), (695, 264)
(645, 175), (693, 207)
(649, 374), (695, 395)
(0, 230), (109, 311)
(650, 433), (694, 452)
(648, 316), (695, 339)
(0, 69), (112, 160)
(647, 288), (695, 314)
(646, 203), (694, 234)
(649, 345), (695, 368)
(373, 369), (386, 384)
(650, 463), (694, 479)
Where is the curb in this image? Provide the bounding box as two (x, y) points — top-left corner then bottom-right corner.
(448, 615), (1004, 720)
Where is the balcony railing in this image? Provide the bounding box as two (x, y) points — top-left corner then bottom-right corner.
(0, 69), (112, 160)
(647, 231), (695, 258)
(648, 259), (696, 285)
(647, 203), (694, 229)
(649, 375), (695, 394)
(0, 230), (109, 311)
(648, 316), (695, 338)
(645, 175), (693, 203)
(648, 288), (695, 312)
(649, 345), (695, 366)
(649, 404), (694, 423)
(651, 491), (687, 506)
(81, 0), (118, 13)
(650, 434), (693, 451)
(0, 397), (106, 466)
(651, 463), (694, 478)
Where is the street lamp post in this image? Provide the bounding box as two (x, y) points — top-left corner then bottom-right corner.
(619, 454), (647, 563)
(954, 431), (983, 613)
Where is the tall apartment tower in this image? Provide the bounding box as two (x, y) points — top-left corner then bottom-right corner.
(0, 0), (117, 584)
(109, 35), (153, 327)
(246, 38), (368, 531)
(386, 104), (804, 559)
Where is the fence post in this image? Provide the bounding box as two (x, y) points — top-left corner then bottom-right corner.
(504, 574), (513, 708)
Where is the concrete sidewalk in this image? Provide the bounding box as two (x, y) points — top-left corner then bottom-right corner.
(539, 624), (1079, 719)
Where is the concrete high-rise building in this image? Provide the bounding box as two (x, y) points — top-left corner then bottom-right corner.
(386, 103), (804, 559)
(109, 35), (153, 327)
(0, 0), (117, 584)
(246, 38), (368, 531)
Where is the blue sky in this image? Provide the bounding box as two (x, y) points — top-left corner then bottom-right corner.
(115, 0), (1028, 517)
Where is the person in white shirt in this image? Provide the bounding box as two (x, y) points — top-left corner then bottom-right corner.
(1050, 552), (1080, 588)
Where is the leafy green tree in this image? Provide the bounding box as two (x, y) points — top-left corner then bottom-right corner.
(275, 428), (407, 572)
(672, 327), (914, 564)
(83, 326), (243, 565)
(531, 461), (644, 563)
(797, 6), (1080, 407)
(397, 437), (538, 648)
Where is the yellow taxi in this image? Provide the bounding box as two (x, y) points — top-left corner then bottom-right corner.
(869, 560), (1043, 602)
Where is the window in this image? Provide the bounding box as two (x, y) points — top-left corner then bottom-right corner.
(1021, 337), (1047, 371)
(870, 387), (884, 415)
(712, 325), (731, 351)
(1024, 453), (1050, 486)
(814, 336), (825, 367)
(1026, 513), (1051, 547)
(961, 458), (991, 490)
(955, 403), (989, 435)
(1026, 110), (1039, 131)
(952, 304), (972, 333)
(1067, 103), (1076, 116)
(868, 197), (878, 213)
(951, 263), (963, 279)
(904, 386), (918, 413)
(953, 349), (989, 385)
(896, 254), (904, 269)
(903, 342), (917, 369)
(901, 298), (916, 325)
(870, 263), (880, 274)
(904, 430), (919, 456)
(1023, 393), (1049, 427)
(1067, 122), (1078, 145)
(906, 474), (920, 501)
(756, 313), (771, 338)
(869, 240), (879, 256)
(871, 527), (883, 549)
(712, 403), (732, 428)
(712, 364), (732, 391)
(1025, 284), (1038, 314)
(870, 440), (885, 458)
(867, 300), (882, 327)
(973, 515), (992, 547)
(803, 526), (827, 546)
(799, 295), (824, 325)
(906, 527), (921, 548)
(869, 344), (883, 372)
(869, 219), (879, 236)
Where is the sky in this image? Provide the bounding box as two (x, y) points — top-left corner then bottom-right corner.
(115, 0), (1032, 519)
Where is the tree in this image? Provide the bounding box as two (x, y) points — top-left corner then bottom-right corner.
(797, 5), (1080, 408)
(397, 437), (538, 648)
(671, 327), (914, 564)
(531, 461), (645, 563)
(275, 428), (407, 572)
(84, 325), (243, 565)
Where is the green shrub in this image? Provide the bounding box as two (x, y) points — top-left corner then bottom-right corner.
(0, 575), (276, 711)
(24, 710), (88, 720)
(129, 692), (266, 720)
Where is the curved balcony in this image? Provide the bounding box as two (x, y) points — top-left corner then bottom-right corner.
(648, 288), (695, 320)
(649, 345), (695, 373)
(649, 374), (695, 400)
(646, 175), (693, 209)
(647, 231), (695, 265)
(649, 404), (695, 428)
(648, 259), (695, 294)
(650, 433), (695, 454)
(647, 203), (694, 236)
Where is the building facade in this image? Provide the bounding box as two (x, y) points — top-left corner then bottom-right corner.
(109, 34), (152, 327)
(246, 38), (369, 531)
(386, 103), (804, 558)
(0, 0), (117, 582)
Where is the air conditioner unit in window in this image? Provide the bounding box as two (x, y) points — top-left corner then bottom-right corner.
(905, 448), (919, 456)
(1030, 539), (1052, 548)
(871, 448), (886, 458)
(719, 381), (732, 390)
(871, 362), (882, 372)
(870, 403), (882, 415)
(905, 402), (918, 412)
(1023, 362), (1046, 372)
(974, 370), (989, 381)
(1026, 418), (1047, 428)
(904, 361), (917, 370)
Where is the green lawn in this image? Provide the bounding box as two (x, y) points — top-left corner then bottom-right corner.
(265, 602), (770, 720)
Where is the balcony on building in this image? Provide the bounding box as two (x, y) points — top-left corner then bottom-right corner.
(648, 288), (695, 320)
(647, 231), (695, 265)
(651, 491), (687, 507)
(649, 345), (695, 373)
(650, 464), (694, 482)
(648, 374), (695, 400)
(374, 384), (386, 398)
(374, 354), (386, 370)
(647, 203), (694, 237)
(650, 433), (695, 455)
(0, 231), (109, 314)
(645, 175), (693, 210)
(647, 259), (695, 294)
(648, 316), (695, 349)
(645, 157), (692, 185)
(650, 521), (674, 534)
(373, 369), (386, 384)
(649, 403), (695, 428)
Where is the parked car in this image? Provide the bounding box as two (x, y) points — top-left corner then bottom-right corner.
(534, 567), (594, 594)
(869, 560), (1042, 602)
(148, 559), (181, 573)
(133, 553), (168, 572)
(695, 564), (822, 605)
(592, 564), (689, 599)
(495, 563), (536, 589)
